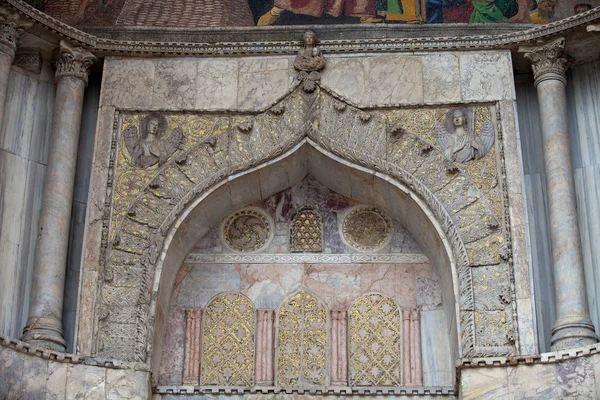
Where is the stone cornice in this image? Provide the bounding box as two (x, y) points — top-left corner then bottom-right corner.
(2, 0), (600, 58)
(519, 37), (571, 86)
(54, 39), (95, 85)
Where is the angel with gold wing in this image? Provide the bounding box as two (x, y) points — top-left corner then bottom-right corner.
(124, 113), (183, 168)
(435, 107), (495, 163)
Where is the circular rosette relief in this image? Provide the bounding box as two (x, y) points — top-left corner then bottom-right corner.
(220, 207), (274, 253)
(341, 205), (393, 252)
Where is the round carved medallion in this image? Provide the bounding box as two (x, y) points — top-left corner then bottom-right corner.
(341, 206), (393, 252)
(221, 207), (274, 253)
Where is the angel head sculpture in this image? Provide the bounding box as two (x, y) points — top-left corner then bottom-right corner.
(124, 113), (183, 168)
(435, 107), (495, 163)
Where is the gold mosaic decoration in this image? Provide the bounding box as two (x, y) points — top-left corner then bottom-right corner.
(277, 289), (327, 387)
(290, 207), (323, 252)
(342, 206), (392, 251)
(221, 207), (273, 253)
(201, 293), (255, 386)
(349, 293), (402, 386)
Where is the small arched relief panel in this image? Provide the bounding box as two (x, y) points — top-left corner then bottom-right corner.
(290, 207), (324, 253)
(220, 207), (274, 253)
(276, 288), (328, 387)
(201, 292), (256, 386)
(349, 293), (402, 386)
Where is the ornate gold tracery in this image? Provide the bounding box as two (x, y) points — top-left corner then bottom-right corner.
(349, 293), (402, 386)
(201, 293), (255, 386)
(290, 207), (324, 252)
(276, 289), (328, 387)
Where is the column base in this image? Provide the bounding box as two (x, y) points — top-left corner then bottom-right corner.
(21, 316), (67, 352)
(551, 318), (599, 351)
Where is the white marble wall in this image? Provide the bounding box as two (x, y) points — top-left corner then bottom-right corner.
(516, 58), (600, 352)
(0, 63), (55, 339)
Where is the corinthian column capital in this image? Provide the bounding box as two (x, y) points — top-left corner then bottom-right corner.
(0, 6), (32, 59)
(54, 40), (96, 85)
(519, 37), (572, 86)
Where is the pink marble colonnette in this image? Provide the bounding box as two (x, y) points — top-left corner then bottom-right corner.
(330, 310), (348, 386)
(183, 308), (202, 385)
(255, 309), (275, 385)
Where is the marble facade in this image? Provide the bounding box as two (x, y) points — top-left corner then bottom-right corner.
(0, 1), (600, 398)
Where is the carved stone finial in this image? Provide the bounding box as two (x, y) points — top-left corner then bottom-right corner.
(519, 37), (571, 86)
(54, 40), (96, 85)
(0, 6), (32, 59)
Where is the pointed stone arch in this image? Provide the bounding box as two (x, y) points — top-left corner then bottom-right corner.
(90, 85), (517, 372)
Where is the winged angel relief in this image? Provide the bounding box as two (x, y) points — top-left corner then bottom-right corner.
(436, 107), (495, 163)
(124, 114), (183, 168)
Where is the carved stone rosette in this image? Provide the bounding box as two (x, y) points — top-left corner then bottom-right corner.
(0, 6), (31, 59)
(54, 40), (96, 85)
(521, 37), (570, 86)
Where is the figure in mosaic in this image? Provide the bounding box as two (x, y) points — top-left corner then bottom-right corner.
(124, 113), (183, 168)
(257, 0), (385, 25)
(436, 107), (495, 163)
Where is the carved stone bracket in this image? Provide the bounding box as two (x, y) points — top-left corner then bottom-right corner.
(0, 5), (31, 59)
(54, 40), (95, 85)
(14, 47), (41, 73)
(519, 37), (572, 86)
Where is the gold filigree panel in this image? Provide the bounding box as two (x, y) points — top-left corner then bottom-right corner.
(290, 207), (323, 252)
(349, 293), (402, 386)
(201, 293), (255, 386)
(341, 206), (393, 252)
(220, 207), (274, 252)
(277, 289), (328, 387)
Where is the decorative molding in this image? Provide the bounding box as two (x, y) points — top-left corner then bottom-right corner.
(54, 40), (95, 85)
(183, 308), (203, 386)
(184, 253), (430, 264)
(519, 37), (570, 86)
(154, 385), (457, 395)
(3, 0), (600, 58)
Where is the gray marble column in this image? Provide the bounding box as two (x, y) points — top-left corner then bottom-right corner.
(520, 37), (599, 350)
(0, 7), (30, 130)
(21, 41), (95, 351)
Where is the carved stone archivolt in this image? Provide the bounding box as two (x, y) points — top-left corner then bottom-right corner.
(290, 207), (323, 253)
(221, 207), (274, 253)
(341, 206), (393, 252)
(98, 79), (515, 363)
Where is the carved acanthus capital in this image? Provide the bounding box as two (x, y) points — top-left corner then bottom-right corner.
(519, 37), (572, 86)
(54, 40), (96, 85)
(0, 6), (32, 59)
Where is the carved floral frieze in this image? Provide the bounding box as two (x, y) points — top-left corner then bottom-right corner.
(98, 80), (515, 363)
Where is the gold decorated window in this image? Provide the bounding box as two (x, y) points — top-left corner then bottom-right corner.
(290, 207), (324, 252)
(276, 289), (328, 387)
(349, 293), (402, 386)
(201, 292), (255, 386)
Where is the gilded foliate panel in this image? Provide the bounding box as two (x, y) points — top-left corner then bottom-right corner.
(277, 289), (327, 387)
(290, 208), (323, 252)
(201, 293), (255, 386)
(349, 293), (402, 386)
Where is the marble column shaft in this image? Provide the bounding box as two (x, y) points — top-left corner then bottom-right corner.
(330, 310), (348, 386)
(255, 309), (275, 386)
(521, 37), (598, 350)
(0, 7), (30, 131)
(183, 308), (203, 385)
(21, 41), (95, 351)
